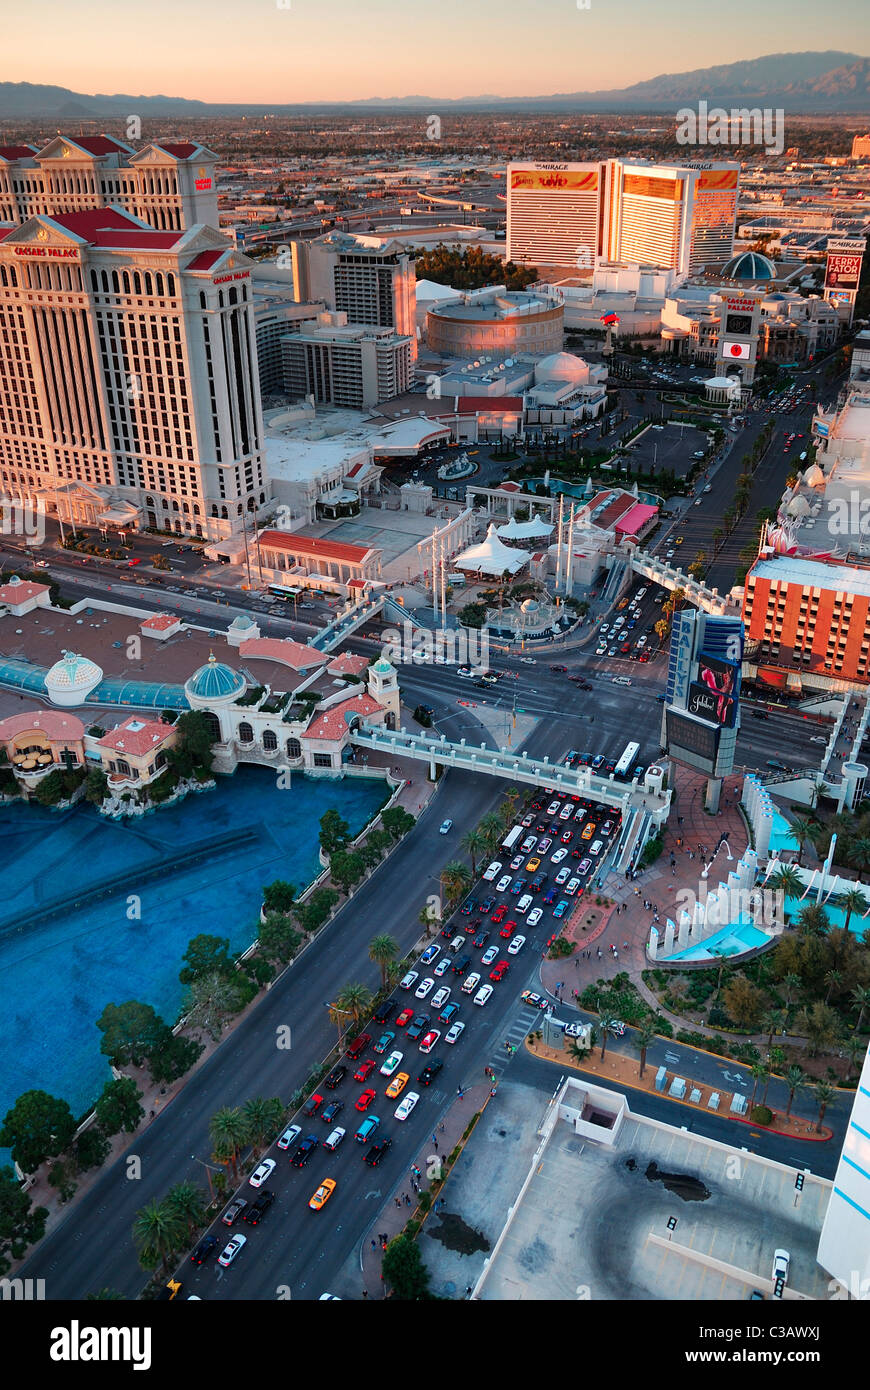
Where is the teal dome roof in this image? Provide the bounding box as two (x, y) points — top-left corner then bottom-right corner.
(721, 252), (776, 281)
(186, 653), (245, 701)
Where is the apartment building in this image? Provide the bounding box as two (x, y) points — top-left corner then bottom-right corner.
(280, 313), (412, 408)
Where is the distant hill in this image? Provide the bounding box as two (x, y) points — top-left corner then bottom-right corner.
(1, 52), (869, 120)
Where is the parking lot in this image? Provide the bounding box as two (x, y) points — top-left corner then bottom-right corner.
(622, 418), (712, 482)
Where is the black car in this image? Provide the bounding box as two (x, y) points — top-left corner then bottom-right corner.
(323, 1064), (347, 1090)
(372, 1000), (396, 1025)
(243, 1190), (275, 1226)
(479, 897), (495, 914)
(364, 1138), (393, 1167)
(530, 873), (548, 892)
(750, 709), (769, 720)
(321, 1100), (344, 1124)
(190, 1235), (218, 1265)
(439, 924), (454, 939)
(221, 1197), (248, 1226)
(292, 1135), (319, 1167)
(550, 664), (567, 673)
(406, 1013), (429, 1042)
(451, 955), (471, 976)
(473, 929), (490, 949)
(417, 1060), (444, 1087)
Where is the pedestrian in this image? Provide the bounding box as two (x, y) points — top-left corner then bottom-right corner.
(439, 1121), (445, 1132)
(405, 1193), (412, 1206)
(149, 1109), (155, 1119)
(672, 865), (676, 876)
(362, 1289), (369, 1299)
(371, 1239), (377, 1250)
(394, 1197), (401, 1208)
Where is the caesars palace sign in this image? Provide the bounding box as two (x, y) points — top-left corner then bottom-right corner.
(13, 245), (79, 260)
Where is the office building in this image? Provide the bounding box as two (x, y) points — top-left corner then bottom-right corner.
(281, 313), (412, 408)
(289, 232), (417, 358)
(817, 1041), (870, 1294)
(0, 208), (266, 540)
(506, 162), (606, 268)
(0, 134), (219, 232)
(743, 553), (870, 691)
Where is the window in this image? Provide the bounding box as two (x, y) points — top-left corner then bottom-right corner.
(263, 729), (277, 751)
(313, 752), (333, 768)
(286, 737), (301, 758)
(238, 722), (254, 744)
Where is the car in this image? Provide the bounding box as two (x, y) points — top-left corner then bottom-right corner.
(489, 960), (509, 981)
(292, 1135), (319, 1167)
(321, 1100), (344, 1125)
(451, 955), (471, 975)
(431, 986), (451, 1009)
(353, 1058), (376, 1082)
(508, 933), (528, 952)
(460, 899), (477, 916)
(499, 919), (516, 939)
(766, 759), (788, 771)
(379, 1049), (404, 1077)
(474, 984), (493, 1006)
(595, 644), (607, 656)
(560, 829), (574, 844)
(564, 1022), (588, 1038)
(481, 672), (499, 684)
(345, 1032), (371, 1060)
(483, 860), (503, 881)
(323, 1064), (347, 1089)
(385, 1071), (409, 1099)
(302, 1092), (323, 1118)
(277, 1123), (302, 1151)
(396, 1007), (414, 1028)
(510, 854), (524, 870)
(543, 887), (558, 905)
(546, 801), (560, 816)
(516, 894), (533, 914)
(582, 823), (595, 840)
(771, 1249), (790, 1285)
(244, 1190), (276, 1225)
(591, 755), (604, 769)
(249, 1158), (276, 1187)
(217, 1233), (247, 1267)
(750, 709), (769, 721)
(445, 1020), (466, 1044)
(521, 835), (537, 853)
(419, 1029), (440, 1053)
(34, 559), (51, 569)
(420, 943), (441, 965)
(510, 878), (527, 896)
(448, 934), (466, 954)
(418, 1059), (444, 1086)
(553, 900), (569, 918)
(415, 977), (434, 999)
(602, 820), (613, 835)
(439, 819), (453, 834)
(461, 972), (481, 994)
(323, 1126), (346, 1151)
(372, 1030), (396, 1055)
(355, 1088), (377, 1112)
(309, 1179), (336, 1211)
(526, 856), (541, 873)
(355, 1116), (380, 1144)
(555, 866), (571, 885)
(473, 929), (490, 948)
(399, 971), (418, 991)
(551, 848), (568, 865)
(481, 945), (499, 965)
(577, 857), (592, 874)
(565, 877), (581, 896)
(190, 1234), (218, 1265)
(406, 1013), (429, 1041)
(559, 802), (574, 821)
(457, 666), (473, 678)
(440, 1001), (460, 1025)
(491, 904), (508, 923)
(433, 957), (451, 977)
(521, 990), (551, 1011)
(364, 1138), (393, 1166)
(550, 664), (568, 673)
(395, 1091), (420, 1122)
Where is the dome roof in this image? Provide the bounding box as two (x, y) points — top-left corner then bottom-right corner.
(534, 351), (588, 384)
(720, 251), (777, 281)
(186, 653), (246, 702)
(44, 650), (103, 706)
(228, 613), (255, 629)
(803, 463), (825, 487)
(785, 494), (810, 517)
(521, 597), (540, 613)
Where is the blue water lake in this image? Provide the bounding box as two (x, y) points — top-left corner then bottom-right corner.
(0, 768), (387, 1142)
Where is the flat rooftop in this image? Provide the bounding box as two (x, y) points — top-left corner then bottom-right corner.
(750, 554), (870, 598)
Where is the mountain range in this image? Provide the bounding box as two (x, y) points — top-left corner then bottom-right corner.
(2, 52), (870, 120)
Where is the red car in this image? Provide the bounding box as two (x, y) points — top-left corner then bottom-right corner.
(353, 1059), (375, 1082)
(499, 919), (516, 939)
(491, 905), (508, 924)
(355, 1089), (376, 1112)
(126, 557), (142, 566)
(302, 1092), (323, 1117)
(560, 830), (573, 844)
(395, 1008), (414, 1028)
(489, 960), (509, 982)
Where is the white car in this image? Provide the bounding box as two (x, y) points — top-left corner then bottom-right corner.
(496, 874), (512, 893)
(433, 957), (451, 977)
(483, 861), (502, 882)
(439, 819), (453, 835)
(323, 1127), (345, 1151)
(249, 1158), (276, 1188)
(473, 984), (493, 1006)
(599, 623), (610, 634)
(559, 803), (573, 821)
(565, 877), (581, 896)
(415, 977), (434, 999)
(509, 855), (524, 871)
(636, 636), (647, 647)
(217, 1233), (246, 1267)
(400, 971), (418, 991)
(520, 656), (535, 665)
(771, 1249), (790, 1285)
(481, 945), (499, 965)
(555, 867), (571, 885)
(277, 1124), (301, 1151)
(445, 1021), (465, 1044)
(546, 802), (560, 816)
(431, 986), (451, 1009)
(551, 847), (568, 864)
(394, 1092), (420, 1122)
(595, 644), (607, 656)
(379, 1049), (404, 1077)
(507, 934), (527, 954)
(521, 835), (537, 852)
(589, 840), (603, 856)
(461, 972), (481, 994)
(516, 894), (533, 914)
(420, 943), (440, 965)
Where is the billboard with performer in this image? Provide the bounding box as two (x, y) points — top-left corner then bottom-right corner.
(824, 239), (865, 292)
(687, 651), (740, 727)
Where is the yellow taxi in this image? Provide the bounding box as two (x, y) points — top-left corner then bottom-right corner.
(675, 536), (684, 545)
(526, 856), (541, 873)
(385, 1071), (409, 1099)
(309, 1179), (336, 1211)
(581, 823), (595, 841)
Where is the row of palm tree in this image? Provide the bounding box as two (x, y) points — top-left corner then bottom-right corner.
(209, 1095), (286, 1178)
(133, 1181), (209, 1275)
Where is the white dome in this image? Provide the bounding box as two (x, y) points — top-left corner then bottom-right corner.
(803, 463), (824, 487)
(44, 650), (103, 707)
(533, 351), (588, 385)
(521, 597), (540, 613)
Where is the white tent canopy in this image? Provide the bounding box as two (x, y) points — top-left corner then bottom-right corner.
(453, 523), (530, 576)
(496, 515), (554, 541)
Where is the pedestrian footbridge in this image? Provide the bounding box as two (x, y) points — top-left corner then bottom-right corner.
(349, 726), (671, 826)
(310, 593), (430, 651)
(627, 546), (739, 615)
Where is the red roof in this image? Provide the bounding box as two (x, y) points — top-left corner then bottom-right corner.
(238, 637), (327, 670)
(72, 136), (129, 157)
(45, 209), (181, 249)
(0, 710), (85, 742)
(327, 652), (369, 676)
(614, 502), (659, 537)
(0, 578), (49, 604)
(456, 396), (524, 414)
(156, 143), (200, 160)
(345, 462), (363, 478)
(140, 612), (181, 631)
(0, 145), (37, 161)
(258, 531), (377, 564)
(304, 694), (383, 742)
(97, 716), (174, 758)
(186, 249), (225, 272)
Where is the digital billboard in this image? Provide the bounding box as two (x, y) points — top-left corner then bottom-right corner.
(725, 312), (753, 336)
(824, 239), (865, 292)
(665, 709), (719, 763)
(688, 651), (740, 727)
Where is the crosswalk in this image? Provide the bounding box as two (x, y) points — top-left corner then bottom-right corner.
(487, 1004), (547, 1080)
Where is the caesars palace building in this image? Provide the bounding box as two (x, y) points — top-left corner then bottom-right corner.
(0, 133), (270, 541)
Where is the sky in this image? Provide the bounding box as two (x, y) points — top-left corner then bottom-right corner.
(4, 0), (870, 103)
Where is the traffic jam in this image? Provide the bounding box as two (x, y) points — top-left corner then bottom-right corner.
(180, 786), (625, 1284)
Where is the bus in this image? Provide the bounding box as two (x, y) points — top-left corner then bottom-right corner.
(614, 741), (640, 780)
(501, 824), (524, 853)
(268, 584), (302, 601)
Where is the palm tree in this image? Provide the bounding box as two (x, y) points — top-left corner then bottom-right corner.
(326, 999), (352, 1044)
(849, 836), (870, 876)
(208, 1106), (248, 1179)
(596, 1011), (621, 1061)
(461, 828), (486, 877)
(788, 816), (817, 867)
(851, 984), (870, 1034)
(419, 902), (440, 936)
(567, 1037), (591, 1065)
(795, 1002), (841, 1058)
(840, 887), (867, 934)
(440, 860), (472, 908)
(632, 1015), (659, 1079)
(500, 787), (520, 826)
(762, 1008), (787, 1053)
(784, 1065), (808, 1118)
(811, 777), (831, 810)
(781, 972), (803, 1010)
(369, 933), (399, 989)
(749, 1063), (769, 1110)
(335, 981), (374, 1030)
(164, 1181), (207, 1239)
(796, 902), (829, 937)
(241, 1096), (284, 1160)
(812, 1080), (837, 1133)
(132, 1199), (186, 1274)
(768, 865), (802, 907)
(844, 1035), (866, 1084)
(478, 813), (504, 855)
(824, 968), (844, 1004)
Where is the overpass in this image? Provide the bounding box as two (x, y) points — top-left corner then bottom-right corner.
(349, 725), (671, 828)
(627, 546), (740, 615)
(310, 592), (438, 652)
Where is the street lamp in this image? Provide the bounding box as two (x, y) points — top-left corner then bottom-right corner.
(190, 1153), (223, 1201)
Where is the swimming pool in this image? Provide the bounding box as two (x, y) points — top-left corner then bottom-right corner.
(664, 917), (771, 962)
(0, 768), (388, 1143)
